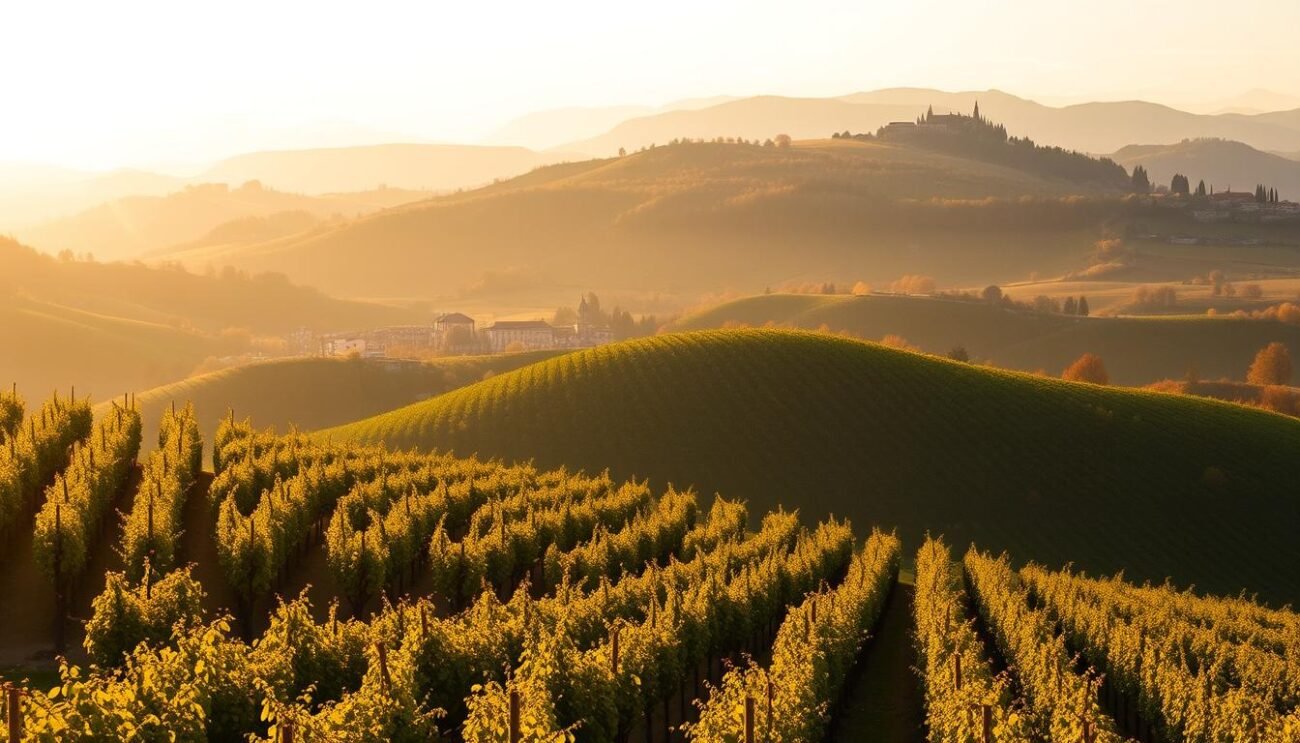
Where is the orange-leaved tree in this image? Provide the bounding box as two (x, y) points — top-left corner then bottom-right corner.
(1062, 353), (1109, 385)
(1247, 342), (1293, 386)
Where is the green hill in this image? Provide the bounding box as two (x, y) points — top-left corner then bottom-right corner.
(98, 352), (560, 453)
(322, 329), (1300, 603)
(157, 139), (1133, 305)
(667, 293), (1300, 385)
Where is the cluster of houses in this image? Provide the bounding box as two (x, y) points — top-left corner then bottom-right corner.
(317, 312), (614, 358)
(1158, 190), (1300, 224)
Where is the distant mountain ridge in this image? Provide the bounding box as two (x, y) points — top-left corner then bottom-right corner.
(15, 180), (431, 262)
(199, 142), (567, 194)
(561, 88), (1300, 157)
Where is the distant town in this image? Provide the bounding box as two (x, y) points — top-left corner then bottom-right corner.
(314, 294), (651, 359)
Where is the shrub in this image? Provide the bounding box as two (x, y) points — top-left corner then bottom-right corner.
(1062, 353), (1109, 385)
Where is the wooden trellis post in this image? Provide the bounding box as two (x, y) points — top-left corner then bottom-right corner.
(508, 689), (522, 743)
(743, 695), (755, 743)
(6, 684), (23, 743)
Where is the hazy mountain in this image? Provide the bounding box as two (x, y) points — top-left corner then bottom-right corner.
(488, 105), (655, 150)
(488, 96), (742, 151)
(15, 181), (431, 262)
(0, 166), (183, 229)
(1112, 139), (1300, 200)
(564, 89), (1300, 157)
(1189, 89), (1300, 115)
(199, 143), (567, 194)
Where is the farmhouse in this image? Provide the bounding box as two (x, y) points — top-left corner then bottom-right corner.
(434, 312), (477, 352)
(485, 320), (556, 352)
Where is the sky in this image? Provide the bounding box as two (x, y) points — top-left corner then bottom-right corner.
(4, 0), (1300, 171)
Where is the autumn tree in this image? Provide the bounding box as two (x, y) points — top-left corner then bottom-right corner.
(1062, 353), (1109, 384)
(1247, 342), (1293, 386)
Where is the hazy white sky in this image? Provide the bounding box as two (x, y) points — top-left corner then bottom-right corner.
(4, 0), (1299, 170)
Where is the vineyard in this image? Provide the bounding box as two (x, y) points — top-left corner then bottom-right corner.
(322, 329), (1300, 603)
(0, 387), (1297, 741)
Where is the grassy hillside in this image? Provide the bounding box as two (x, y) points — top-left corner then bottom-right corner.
(0, 294), (222, 401)
(15, 180), (429, 262)
(0, 238), (422, 400)
(100, 352), (560, 452)
(322, 329), (1300, 603)
(159, 139), (1135, 303)
(666, 293), (1300, 384)
(1113, 138), (1300, 200)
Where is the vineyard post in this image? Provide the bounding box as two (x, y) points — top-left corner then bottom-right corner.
(743, 695), (755, 743)
(6, 684), (22, 742)
(611, 625), (620, 674)
(376, 641), (392, 692)
(508, 689), (521, 743)
(765, 676), (774, 737)
(280, 721), (295, 743)
(981, 703), (992, 743)
(954, 653), (962, 691)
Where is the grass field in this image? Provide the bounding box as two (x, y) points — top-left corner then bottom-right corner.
(322, 329), (1300, 604)
(98, 352), (561, 452)
(666, 292), (1300, 384)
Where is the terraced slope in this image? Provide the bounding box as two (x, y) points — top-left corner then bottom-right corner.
(324, 329), (1300, 603)
(667, 293), (1300, 385)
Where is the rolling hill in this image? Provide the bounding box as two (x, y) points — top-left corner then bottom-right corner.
(0, 237), (422, 400)
(563, 89), (1300, 157)
(322, 329), (1300, 603)
(15, 180), (430, 262)
(1112, 138), (1300, 200)
(666, 293), (1300, 385)
(156, 138), (1137, 303)
(102, 352), (560, 452)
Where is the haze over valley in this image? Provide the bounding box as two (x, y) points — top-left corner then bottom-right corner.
(3, 3), (1300, 740)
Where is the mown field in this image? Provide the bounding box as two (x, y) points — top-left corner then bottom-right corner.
(324, 329), (1300, 604)
(667, 292), (1300, 384)
(101, 352), (560, 452)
